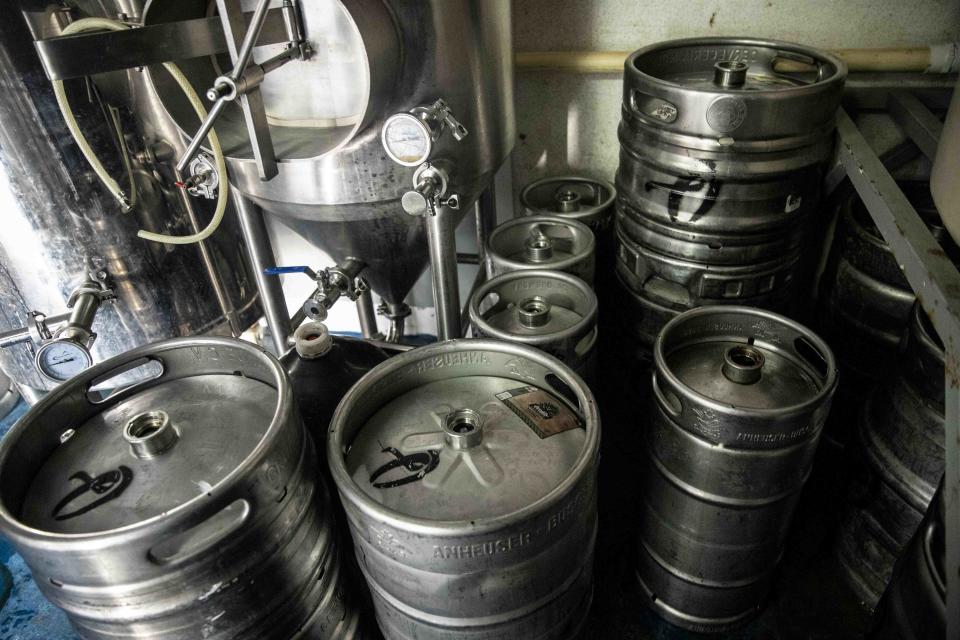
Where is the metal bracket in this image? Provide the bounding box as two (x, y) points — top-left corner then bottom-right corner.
(835, 106), (960, 640)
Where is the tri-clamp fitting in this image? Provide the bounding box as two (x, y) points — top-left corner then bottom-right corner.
(402, 163), (461, 216)
(264, 258), (369, 323)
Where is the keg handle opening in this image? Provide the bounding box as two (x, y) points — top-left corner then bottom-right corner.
(86, 356), (165, 405)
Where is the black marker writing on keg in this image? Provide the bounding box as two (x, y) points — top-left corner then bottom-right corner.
(369, 447), (439, 489)
(51, 467), (133, 521)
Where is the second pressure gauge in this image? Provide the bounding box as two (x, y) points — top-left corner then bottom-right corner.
(381, 113), (433, 166)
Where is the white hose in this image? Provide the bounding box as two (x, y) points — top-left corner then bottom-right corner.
(53, 17), (229, 245)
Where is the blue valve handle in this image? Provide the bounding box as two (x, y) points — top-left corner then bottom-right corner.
(263, 266), (318, 281)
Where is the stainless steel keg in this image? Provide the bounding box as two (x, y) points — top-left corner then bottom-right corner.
(0, 337), (359, 639)
(328, 339), (600, 639)
(520, 176), (616, 236)
(871, 478), (946, 639)
(469, 270), (598, 377)
(818, 182), (954, 383)
(836, 304), (945, 609)
(639, 306), (837, 632)
(487, 216), (596, 285)
(616, 38), (846, 349)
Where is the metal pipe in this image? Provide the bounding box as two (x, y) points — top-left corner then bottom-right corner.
(425, 205), (461, 340)
(228, 0), (272, 80)
(231, 190), (290, 353)
(175, 98), (227, 174)
(0, 313), (71, 348)
(460, 266), (487, 337)
(515, 45), (959, 74)
(176, 170), (240, 334)
(357, 289), (379, 339)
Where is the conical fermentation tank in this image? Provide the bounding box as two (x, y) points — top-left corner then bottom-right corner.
(143, 0), (516, 310)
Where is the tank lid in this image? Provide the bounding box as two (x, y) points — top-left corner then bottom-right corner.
(12, 340), (280, 535)
(344, 375), (586, 522)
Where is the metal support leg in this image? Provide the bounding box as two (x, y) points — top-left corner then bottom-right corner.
(947, 372), (960, 640)
(888, 91), (944, 160)
(231, 190), (290, 354)
(357, 289), (379, 339)
(425, 205), (461, 340)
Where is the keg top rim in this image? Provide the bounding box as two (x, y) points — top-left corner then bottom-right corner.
(653, 306), (837, 417)
(469, 270), (597, 345)
(0, 337), (291, 542)
(488, 215), (595, 269)
(625, 37), (847, 96)
(520, 175), (616, 221)
(327, 339), (600, 534)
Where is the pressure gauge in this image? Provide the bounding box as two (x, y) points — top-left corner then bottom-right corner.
(35, 339), (93, 382)
(381, 113), (433, 166)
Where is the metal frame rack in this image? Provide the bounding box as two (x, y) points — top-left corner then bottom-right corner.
(831, 79), (959, 640)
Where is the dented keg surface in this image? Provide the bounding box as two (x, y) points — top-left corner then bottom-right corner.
(616, 37), (846, 345)
(836, 305), (945, 609)
(0, 338), (359, 639)
(639, 306), (837, 632)
(328, 340), (600, 639)
(871, 478), (946, 640)
(520, 176), (616, 237)
(818, 182), (956, 383)
(487, 215), (596, 285)
(469, 270), (598, 378)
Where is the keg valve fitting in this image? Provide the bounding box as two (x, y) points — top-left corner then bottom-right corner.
(722, 345), (765, 384)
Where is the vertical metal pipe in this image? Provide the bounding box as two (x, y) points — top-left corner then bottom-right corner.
(425, 205), (461, 340)
(947, 366), (960, 640)
(357, 289), (379, 339)
(476, 186), (497, 260)
(231, 191), (290, 354)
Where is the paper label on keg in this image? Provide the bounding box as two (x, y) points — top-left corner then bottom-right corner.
(496, 386), (583, 439)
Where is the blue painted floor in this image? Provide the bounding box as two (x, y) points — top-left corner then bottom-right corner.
(0, 400), (75, 640)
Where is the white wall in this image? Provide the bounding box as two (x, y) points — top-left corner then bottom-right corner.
(511, 0), (960, 193)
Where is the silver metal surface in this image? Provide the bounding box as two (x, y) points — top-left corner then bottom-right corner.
(0, 337), (360, 638)
(328, 339), (599, 639)
(145, 0), (515, 308)
(872, 478), (947, 639)
(818, 181), (953, 385)
(0, 370), (18, 421)
(357, 289), (380, 339)
(469, 270), (598, 377)
(232, 192), (290, 354)
(834, 108), (960, 639)
(31, 9), (291, 81)
(0, 11), (259, 397)
(837, 305), (946, 609)
(616, 37), (846, 354)
(520, 176), (616, 235)
(639, 306), (837, 632)
(426, 205), (462, 339)
(487, 216), (596, 285)
(887, 91), (944, 161)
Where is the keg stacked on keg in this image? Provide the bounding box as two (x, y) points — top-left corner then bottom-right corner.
(817, 182), (957, 443)
(615, 38), (847, 358)
(328, 340), (599, 639)
(836, 304), (946, 609)
(0, 338), (361, 639)
(638, 306), (837, 631)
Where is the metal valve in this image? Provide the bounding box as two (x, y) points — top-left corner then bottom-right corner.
(401, 163), (460, 216)
(264, 258), (369, 323)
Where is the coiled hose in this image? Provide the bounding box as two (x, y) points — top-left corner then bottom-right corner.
(53, 17), (229, 245)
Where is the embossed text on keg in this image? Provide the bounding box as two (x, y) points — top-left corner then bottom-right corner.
(416, 351), (490, 373)
(431, 486), (589, 561)
(736, 423), (812, 444)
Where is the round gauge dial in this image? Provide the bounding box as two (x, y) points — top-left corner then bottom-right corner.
(381, 113), (433, 166)
(35, 340), (93, 382)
